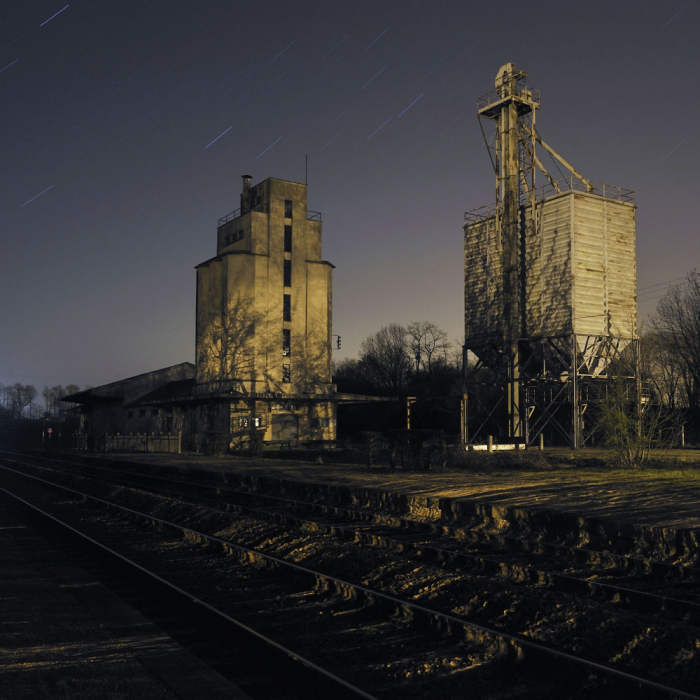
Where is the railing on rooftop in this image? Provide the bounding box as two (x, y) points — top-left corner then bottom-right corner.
(477, 84), (541, 112)
(464, 202), (500, 223)
(218, 206), (322, 227)
(464, 178), (635, 223)
(217, 203), (269, 227)
(218, 208), (241, 227)
(534, 177), (635, 204)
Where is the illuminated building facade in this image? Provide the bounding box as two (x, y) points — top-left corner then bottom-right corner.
(195, 176), (336, 446)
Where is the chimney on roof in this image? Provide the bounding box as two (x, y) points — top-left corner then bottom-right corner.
(241, 175), (252, 214)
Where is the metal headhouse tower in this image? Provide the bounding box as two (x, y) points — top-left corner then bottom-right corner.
(464, 63), (638, 448)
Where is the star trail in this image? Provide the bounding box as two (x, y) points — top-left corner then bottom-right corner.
(270, 40), (296, 64)
(204, 126), (233, 150)
(365, 26), (390, 51)
(1, 0), (698, 389)
(256, 136), (284, 160)
(366, 117), (392, 140)
(39, 5), (70, 27)
(397, 93), (424, 118)
(361, 65), (388, 90)
(0, 59), (19, 73)
(20, 186), (54, 207)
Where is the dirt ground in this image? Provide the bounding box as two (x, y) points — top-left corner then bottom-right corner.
(86, 448), (700, 531)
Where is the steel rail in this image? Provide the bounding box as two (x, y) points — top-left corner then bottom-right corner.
(0, 481), (379, 700)
(161, 489), (700, 626)
(1, 464), (698, 700)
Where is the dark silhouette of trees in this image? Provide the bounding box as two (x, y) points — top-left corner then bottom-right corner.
(334, 322), (463, 437)
(2, 384), (38, 419)
(652, 269), (700, 414)
(359, 324), (412, 395)
(407, 321), (450, 376)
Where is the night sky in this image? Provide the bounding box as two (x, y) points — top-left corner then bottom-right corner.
(2, 0), (698, 391)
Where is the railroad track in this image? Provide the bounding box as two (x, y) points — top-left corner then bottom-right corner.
(1, 451), (699, 699)
(8, 451), (700, 614)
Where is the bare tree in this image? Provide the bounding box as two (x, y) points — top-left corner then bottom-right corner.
(407, 321), (451, 376)
(197, 296), (260, 391)
(360, 324), (411, 394)
(6, 384), (38, 419)
(652, 270), (700, 413)
(641, 332), (685, 410)
(43, 385), (66, 418)
(598, 375), (680, 468)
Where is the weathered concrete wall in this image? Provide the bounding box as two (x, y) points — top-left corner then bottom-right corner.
(195, 177), (336, 444)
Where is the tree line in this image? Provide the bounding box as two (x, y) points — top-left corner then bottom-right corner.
(641, 269), (700, 438)
(333, 269), (700, 443)
(332, 321), (464, 437)
(0, 383), (82, 420)
(645, 269), (700, 414)
(333, 321), (463, 396)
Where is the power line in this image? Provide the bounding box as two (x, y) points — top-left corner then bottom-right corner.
(638, 281), (688, 301)
(638, 276), (687, 292)
(638, 292), (676, 303)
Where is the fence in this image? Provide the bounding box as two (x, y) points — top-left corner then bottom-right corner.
(73, 433), (182, 453)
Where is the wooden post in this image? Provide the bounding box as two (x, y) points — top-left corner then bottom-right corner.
(406, 397), (416, 430)
(487, 435), (493, 453)
(571, 334), (579, 449)
(461, 393), (468, 446)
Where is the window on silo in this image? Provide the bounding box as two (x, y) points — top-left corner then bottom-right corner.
(283, 294), (291, 321)
(284, 199), (293, 218)
(284, 224), (292, 252)
(284, 259), (292, 287)
(282, 364), (291, 382)
(283, 328), (291, 356)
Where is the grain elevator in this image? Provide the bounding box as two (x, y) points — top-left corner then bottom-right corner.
(464, 64), (638, 448)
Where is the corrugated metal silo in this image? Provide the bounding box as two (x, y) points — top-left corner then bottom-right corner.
(464, 185), (637, 360)
(464, 181), (637, 365)
(462, 64), (639, 447)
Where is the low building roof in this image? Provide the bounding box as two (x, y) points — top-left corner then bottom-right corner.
(60, 362), (195, 405)
(124, 378), (196, 408)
